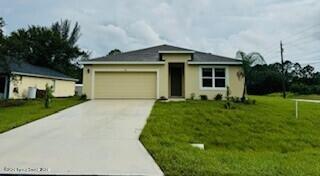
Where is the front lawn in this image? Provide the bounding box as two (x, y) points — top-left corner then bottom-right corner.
(0, 97), (85, 133)
(140, 96), (320, 176)
(268, 92), (320, 100)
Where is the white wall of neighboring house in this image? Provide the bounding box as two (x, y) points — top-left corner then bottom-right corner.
(8, 74), (76, 99)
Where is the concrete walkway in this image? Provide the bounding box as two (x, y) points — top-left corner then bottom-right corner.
(0, 100), (163, 176)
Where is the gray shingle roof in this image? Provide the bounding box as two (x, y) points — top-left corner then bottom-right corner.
(87, 44), (241, 64)
(0, 61), (77, 81)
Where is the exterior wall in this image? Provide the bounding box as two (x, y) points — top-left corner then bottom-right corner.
(8, 75), (75, 99)
(53, 80), (76, 97)
(185, 65), (244, 99)
(162, 54), (191, 98)
(83, 53), (244, 99)
(163, 53), (244, 99)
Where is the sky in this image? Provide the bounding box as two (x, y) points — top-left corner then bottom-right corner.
(1, 0), (320, 69)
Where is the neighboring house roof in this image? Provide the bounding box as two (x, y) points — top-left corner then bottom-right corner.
(82, 44), (242, 64)
(0, 61), (78, 81)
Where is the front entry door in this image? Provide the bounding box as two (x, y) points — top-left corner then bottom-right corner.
(170, 63), (184, 97)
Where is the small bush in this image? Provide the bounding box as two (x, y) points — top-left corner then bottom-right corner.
(80, 94), (87, 100)
(231, 97), (241, 103)
(224, 101), (235, 109)
(190, 93), (196, 100)
(159, 96), (168, 100)
(44, 84), (54, 108)
(214, 94), (223, 101)
(199, 95), (208, 100)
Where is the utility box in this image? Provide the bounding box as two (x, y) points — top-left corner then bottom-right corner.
(75, 84), (83, 96)
(27, 87), (37, 99)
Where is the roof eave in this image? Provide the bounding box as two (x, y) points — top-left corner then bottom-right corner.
(188, 61), (242, 65)
(11, 72), (78, 82)
(78, 61), (166, 65)
(158, 50), (195, 54)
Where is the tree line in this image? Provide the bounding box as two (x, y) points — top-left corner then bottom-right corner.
(247, 61), (320, 95)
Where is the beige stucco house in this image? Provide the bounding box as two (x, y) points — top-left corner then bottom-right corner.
(0, 62), (77, 99)
(81, 45), (244, 100)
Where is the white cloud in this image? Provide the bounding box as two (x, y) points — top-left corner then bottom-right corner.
(127, 21), (167, 45)
(0, 0), (320, 68)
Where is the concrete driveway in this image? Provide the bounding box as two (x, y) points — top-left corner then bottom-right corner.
(0, 100), (163, 176)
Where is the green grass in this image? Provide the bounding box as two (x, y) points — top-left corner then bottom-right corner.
(140, 96), (320, 176)
(0, 97), (85, 133)
(267, 92), (320, 100)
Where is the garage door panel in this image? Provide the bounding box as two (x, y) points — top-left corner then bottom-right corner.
(94, 72), (156, 99)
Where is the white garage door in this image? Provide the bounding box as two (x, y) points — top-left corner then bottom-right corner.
(94, 72), (157, 99)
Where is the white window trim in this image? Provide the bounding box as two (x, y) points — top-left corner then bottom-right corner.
(199, 66), (229, 90)
(91, 68), (160, 99)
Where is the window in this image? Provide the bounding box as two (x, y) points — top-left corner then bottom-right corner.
(201, 68), (213, 87)
(201, 67), (226, 89)
(214, 68), (226, 88)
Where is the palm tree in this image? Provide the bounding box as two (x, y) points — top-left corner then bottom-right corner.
(51, 19), (80, 46)
(236, 51), (266, 101)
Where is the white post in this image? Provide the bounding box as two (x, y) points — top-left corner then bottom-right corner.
(295, 100), (298, 119)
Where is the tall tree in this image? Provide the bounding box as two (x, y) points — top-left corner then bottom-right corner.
(5, 20), (88, 80)
(0, 17), (13, 73)
(292, 63), (302, 78)
(236, 51), (266, 101)
(107, 49), (121, 56)
(247, 64), (283, 95)
(0, 17), (4, 37)
(51, 19), (80, 46)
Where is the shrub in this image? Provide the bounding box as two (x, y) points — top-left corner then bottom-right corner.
(200, 95), (208, 100)
(190, 93), (196, 100)
(214, 94), (223, 101)
(80, 94), (87, 100)
(159, 96), (168, 100)
(224, 101), (235, 109)
(231, 97), (241, 103)
(44, 84), (54, 108)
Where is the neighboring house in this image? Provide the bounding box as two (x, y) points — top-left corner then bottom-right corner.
(80, 44), (244, 99)
(0, 61), (77, 99)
